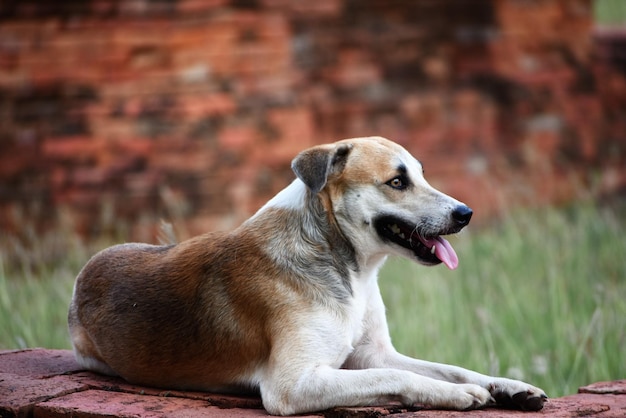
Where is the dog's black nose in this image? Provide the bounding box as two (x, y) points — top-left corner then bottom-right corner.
(452, 205), (473, 227)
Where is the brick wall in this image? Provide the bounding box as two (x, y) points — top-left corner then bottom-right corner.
(0, 0), (624, 241)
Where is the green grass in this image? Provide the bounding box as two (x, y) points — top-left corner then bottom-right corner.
(594, 0), (626, 26)
(1, 202), (624, 398)
(0, 229), (90, 350)
(0, 263), (76, 349)
(381, 202), (626, 398)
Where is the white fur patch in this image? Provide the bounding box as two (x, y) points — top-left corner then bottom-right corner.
(251, 179), (307, 217)
(74, 351), (117, 376)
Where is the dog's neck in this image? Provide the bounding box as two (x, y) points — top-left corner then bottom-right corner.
(246, 180), (367, 297)
(251, 179), (389, 275)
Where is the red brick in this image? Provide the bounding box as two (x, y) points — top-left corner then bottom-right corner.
(114, 137), (154, 156)
(261, 0), (342, 18)
(579, 380), (626, 395)
(218, 126), (258, 152)
(177, 93), (237, 120)
(176, 0), (230, 14)
(149, 148), (213, 172)
(42, 137), (100, 162)
(325, 49), (381, 89)
(0, 373), (87, 417)
(34, 390), (268, 418)
(0, 349), (81, 377)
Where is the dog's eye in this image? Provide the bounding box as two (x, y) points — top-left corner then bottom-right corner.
(386, 176), (407, 190)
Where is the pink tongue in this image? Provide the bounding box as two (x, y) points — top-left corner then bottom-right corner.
(421, 236), (459, 270)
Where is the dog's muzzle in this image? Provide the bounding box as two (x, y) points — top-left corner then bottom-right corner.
(374, 205), (472, 270)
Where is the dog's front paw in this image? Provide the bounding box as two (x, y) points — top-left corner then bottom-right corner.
(489, 379), (547, 411)
(445, 383), (493, 410)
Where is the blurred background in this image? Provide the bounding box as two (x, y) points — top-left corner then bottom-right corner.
(1, 0), (624, 242)
(0, 0), (625, 398)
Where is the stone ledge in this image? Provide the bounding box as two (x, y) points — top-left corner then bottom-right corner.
(1, 349), (624, 417)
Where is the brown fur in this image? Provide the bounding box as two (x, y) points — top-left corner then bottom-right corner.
(70, 226), (286, 390)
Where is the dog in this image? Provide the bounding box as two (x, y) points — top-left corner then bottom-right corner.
(68, 136), (547, 415)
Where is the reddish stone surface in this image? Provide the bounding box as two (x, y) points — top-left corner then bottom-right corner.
(35, 390), (269, 418)
(1, 349), (626, 418)
(579, 380), (626, 395)
(0, 374), (87, 417)
(0, 349), (82, 377)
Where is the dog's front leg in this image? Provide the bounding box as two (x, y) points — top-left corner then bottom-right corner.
(379, 353), (548, 411)
(260, 320), (492, 415)
(260, 362), (492, 415)
(348, 289), (547, 411)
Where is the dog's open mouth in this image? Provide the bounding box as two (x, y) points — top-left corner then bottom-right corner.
(374, 216), (459, 269)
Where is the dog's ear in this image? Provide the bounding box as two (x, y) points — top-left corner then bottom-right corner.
(291, 143), (353, 193)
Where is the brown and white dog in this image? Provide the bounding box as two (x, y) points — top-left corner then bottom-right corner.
(68, 136), (546, 415)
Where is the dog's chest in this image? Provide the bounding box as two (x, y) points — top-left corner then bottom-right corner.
(343, 273), (378, 347)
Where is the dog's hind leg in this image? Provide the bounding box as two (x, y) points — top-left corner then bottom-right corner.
(69, 324), (118, 376)
(68, 301), (117, 376)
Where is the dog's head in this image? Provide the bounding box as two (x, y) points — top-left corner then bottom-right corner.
(292, 136), (472, 269)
